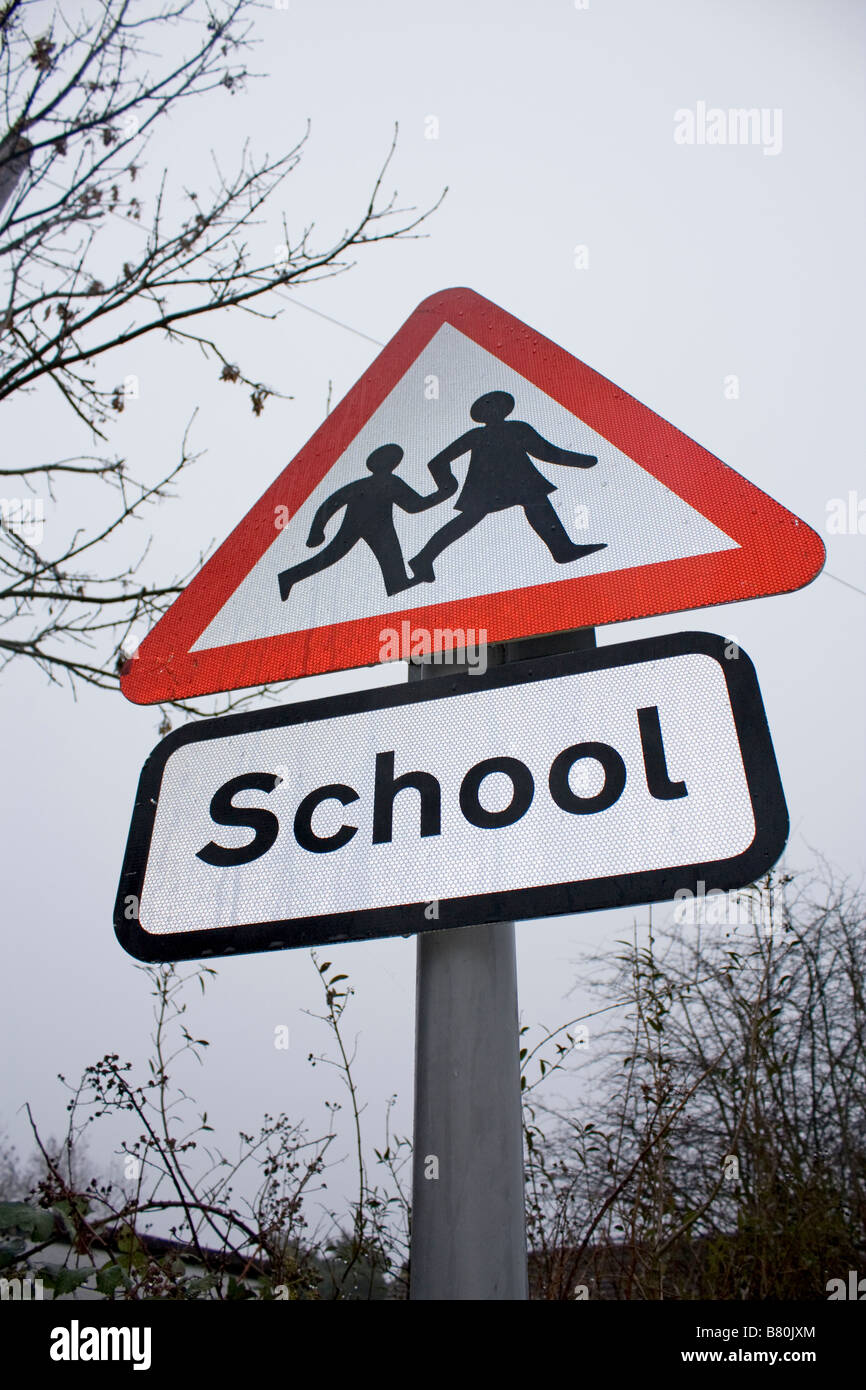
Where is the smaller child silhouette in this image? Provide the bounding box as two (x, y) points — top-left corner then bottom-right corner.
(277, 444), (455, 601)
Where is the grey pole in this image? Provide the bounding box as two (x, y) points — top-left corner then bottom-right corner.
(408, 627), (596, 1301)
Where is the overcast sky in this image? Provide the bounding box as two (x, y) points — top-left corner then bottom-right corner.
(3, 0), (864, 1230)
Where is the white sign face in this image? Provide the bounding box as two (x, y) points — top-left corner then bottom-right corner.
(115, 633), (788, 962)
(121, 288), (824, 705)
(193, 324), (738, 650)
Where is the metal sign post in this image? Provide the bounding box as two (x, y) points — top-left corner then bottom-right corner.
(410, 917), (526, 1300)
(109, 281), (822, 1305)
(408, 629), (596, 1301)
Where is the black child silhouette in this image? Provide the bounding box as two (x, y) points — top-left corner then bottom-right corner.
(277, 443), (455, 601)
(409, 390), (607, 583)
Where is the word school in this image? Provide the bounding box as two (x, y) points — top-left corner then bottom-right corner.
(196, 703), (686, 864)
(115, 634), (788, 961)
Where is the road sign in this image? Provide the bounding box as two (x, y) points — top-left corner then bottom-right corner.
(115, 631), (788, 962)
(120, 287), (825, 705)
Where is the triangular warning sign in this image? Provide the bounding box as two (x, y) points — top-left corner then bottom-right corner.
(121, 288), (825, 704)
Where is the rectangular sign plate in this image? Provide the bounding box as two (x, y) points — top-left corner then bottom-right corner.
(114, 632), (788, 962)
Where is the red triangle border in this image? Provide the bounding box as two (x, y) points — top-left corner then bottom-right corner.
(121, 288), (825, 704)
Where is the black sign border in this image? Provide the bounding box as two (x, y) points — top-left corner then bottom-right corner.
(114, 631), (789, 962)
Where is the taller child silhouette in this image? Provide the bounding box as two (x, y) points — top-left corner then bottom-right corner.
(409, 390), (606, 583)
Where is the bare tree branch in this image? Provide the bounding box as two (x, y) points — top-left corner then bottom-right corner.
(0, 0), (444, 703)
